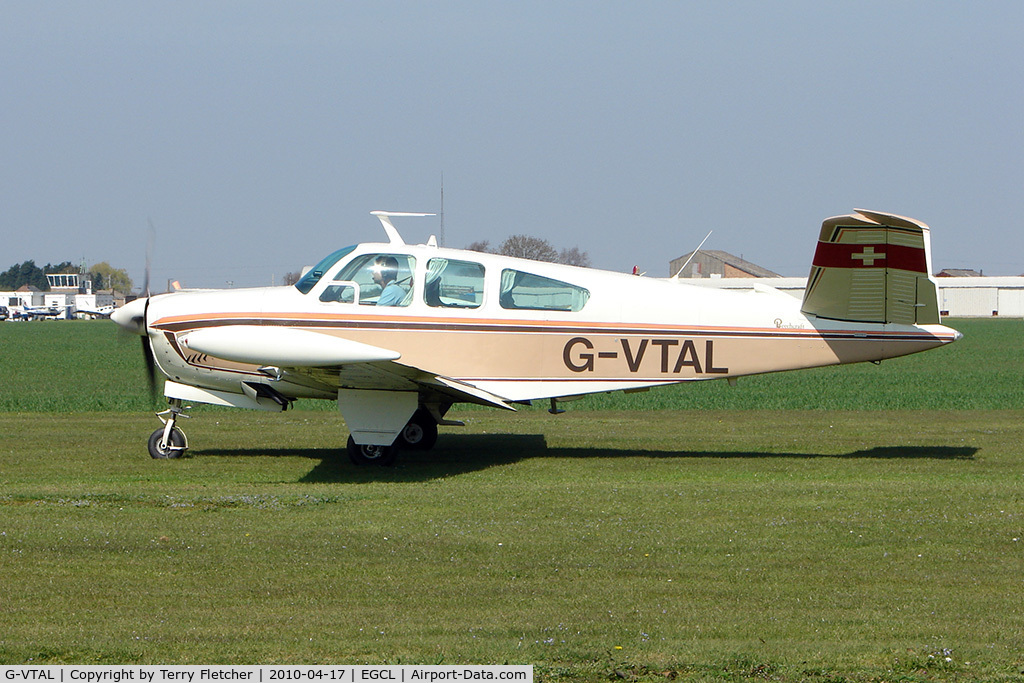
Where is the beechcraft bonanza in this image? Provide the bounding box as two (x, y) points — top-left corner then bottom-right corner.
(111, 209), (960, 465)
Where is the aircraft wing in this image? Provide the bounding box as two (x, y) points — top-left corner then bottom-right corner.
(179, 325), (401, 366)
(177, 324), (516, 410)
(288, 358), (517, 411)
(76, 306), (114, 318)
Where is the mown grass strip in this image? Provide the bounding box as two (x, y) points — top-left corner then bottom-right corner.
(2, 409), (1022, 681)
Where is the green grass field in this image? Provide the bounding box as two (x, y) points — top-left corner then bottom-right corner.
(1, 320), (1023, 680)
(1, 319), (1022, 413)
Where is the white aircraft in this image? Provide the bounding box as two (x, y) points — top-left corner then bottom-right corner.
(76, 304), (116, 319)
(17, 304), (63, 320)
(112, 209), (960, 465)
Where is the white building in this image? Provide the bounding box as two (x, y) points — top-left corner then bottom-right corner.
(686, 276), (1024, 318)
(2, 273), (115, 319)
(1, 287), (45, 318)
(935, 277), (1024, 317)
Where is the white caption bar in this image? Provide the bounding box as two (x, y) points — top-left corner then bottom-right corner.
(0, 667), (532, 683)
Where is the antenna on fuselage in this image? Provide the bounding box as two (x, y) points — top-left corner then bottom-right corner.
(671, 230), (713, 279)
(439, 174), (445, 248)
(371, 211), (437, 246)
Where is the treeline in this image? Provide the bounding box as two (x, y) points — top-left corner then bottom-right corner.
(466, 235), (590, 267)
(0, 260), (133, 292)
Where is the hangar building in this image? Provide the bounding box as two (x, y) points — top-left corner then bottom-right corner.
(684, 275), (1024, 318)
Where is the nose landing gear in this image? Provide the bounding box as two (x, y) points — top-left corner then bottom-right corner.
(148, 399), (190, 459)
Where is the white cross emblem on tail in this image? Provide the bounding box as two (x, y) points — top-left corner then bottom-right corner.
(851, 246), (885, 266)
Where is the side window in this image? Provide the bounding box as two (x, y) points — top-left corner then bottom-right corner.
(333, 254), (416, 306)
(424, 258), (485, 308)
(499, 269), (590, 312)
(319, 283), (356, 303)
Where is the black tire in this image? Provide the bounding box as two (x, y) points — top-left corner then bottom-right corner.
(148, 427), (186, 459)
(347, 435), (398, 467)
(398, 409), (438, 451)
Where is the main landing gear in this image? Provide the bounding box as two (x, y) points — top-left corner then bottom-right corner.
(148, 399), (190, 459)
(346, 409), (440, 467)
(346, 437), (398, 467)
(398, 409), (438, 451)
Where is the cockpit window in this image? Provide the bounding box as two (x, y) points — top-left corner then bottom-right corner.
(499, 269), (590, 312)
(319, 283), (355, 303)
(425, 258), (484, 308)
(294, 246), (356, 294)
(334, 253), (416, 306)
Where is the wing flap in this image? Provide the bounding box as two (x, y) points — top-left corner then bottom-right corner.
(422, 375), (518, 411)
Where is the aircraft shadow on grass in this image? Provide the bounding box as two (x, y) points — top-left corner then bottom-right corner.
(194, 434), (978, 484)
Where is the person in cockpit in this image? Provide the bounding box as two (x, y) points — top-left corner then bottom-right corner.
(373, 255), (404, 306)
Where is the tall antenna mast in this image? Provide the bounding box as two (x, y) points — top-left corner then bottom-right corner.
(439, 173), (445, 247)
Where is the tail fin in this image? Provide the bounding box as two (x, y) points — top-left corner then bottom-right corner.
(801, 209), (940, 325)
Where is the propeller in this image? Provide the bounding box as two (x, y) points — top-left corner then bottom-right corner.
(140, 221), (158, 402)
(140, 299), (158, 402)
(111, 220), (160, 404)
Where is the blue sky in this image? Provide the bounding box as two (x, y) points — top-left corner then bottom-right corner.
(2, 2), (1021, 288)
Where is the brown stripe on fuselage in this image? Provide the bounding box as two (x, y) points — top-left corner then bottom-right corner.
(150, 312), (951, 342)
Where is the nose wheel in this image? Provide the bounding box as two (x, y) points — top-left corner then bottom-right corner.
(148, 399), (190, 459)
(148, 426), (187, 459)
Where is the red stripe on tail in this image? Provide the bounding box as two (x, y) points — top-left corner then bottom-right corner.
(812, 242), (927, 273)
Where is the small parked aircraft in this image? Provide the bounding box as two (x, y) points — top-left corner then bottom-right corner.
(17, 304), (63, 320)
(76, 303), (116, 319)
(112, 209), (960, 465)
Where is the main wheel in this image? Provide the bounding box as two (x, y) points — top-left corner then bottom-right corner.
(398, 409), (438, 451)
(148, 427), (187, 459)
(347, 435), (398, 467)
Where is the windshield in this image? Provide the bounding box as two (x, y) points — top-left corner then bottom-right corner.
(294, 246), (356, 294)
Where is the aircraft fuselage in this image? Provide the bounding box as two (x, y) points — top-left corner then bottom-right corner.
(136, 241), (958, 405)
